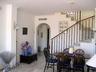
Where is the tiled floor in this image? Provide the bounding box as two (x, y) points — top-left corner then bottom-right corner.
(11, 53), (57, 72)
(10, 53), (93, 72)
(11, 53), (45, 72)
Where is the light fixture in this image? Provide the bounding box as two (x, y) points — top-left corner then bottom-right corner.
(68, 0), (75, 4)
(70, 12), (75, 15)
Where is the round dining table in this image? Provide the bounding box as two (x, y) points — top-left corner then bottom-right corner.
(86, 54), (96, 72)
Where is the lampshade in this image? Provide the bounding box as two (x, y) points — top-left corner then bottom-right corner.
(69, 47), (74, 54)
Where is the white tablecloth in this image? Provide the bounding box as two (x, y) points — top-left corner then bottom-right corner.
(86, 54), (96, 68)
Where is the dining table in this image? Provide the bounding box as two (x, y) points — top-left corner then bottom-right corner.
(86, 54), (96, 72)
(53, 52), (75, 71)
(54, 52), (89, 72)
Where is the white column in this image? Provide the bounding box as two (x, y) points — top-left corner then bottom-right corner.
(5, 4), (17, 67)
(5, 5), (12, 52)
(94, 8), (96, 53)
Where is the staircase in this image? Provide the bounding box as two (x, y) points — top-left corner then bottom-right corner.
(50, 16), (95, 54)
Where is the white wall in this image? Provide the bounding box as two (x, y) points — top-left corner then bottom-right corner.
(0, 4), (6, 52)
(34, 10), (95, 54)
(0, 4), (17, 67)
(94, 8), (96, 54)
(74, 39), (96, 57)
(17, 9), (35, 62)
(0, 4), (7, 66)
(81, 10), (95, 19)
(34, 13), (75, 53)
(38, 24), (49, 51)
(34, 15), (58, 53)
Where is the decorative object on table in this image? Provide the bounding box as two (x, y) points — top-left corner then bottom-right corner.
(21, 41), (32, 56)
(69, 47), (74, 54)
(20, 41), (36, 64)
(0, 51), (15, 72)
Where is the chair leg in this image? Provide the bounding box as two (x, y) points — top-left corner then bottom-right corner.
(47, 63), (49, 69)
(73, 68), (75, 72)
(67, 68), (71, 72)
(53, 63), (54, 72)
(87, 66), (90, 72)
(44, 62), (47, 72)
(82, 68), (84, 72)
(57, 63), (61, 72)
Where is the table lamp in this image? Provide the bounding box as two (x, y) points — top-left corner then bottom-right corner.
(69, 47), (74, 54)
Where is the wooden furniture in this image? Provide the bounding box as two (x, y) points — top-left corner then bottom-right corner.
(55, 52), (86, 72)
(57, 53), (71, 72)
(43, 48), (57, 72)
(74, 49), (85, 55)
(86, 55), (96, 72)
(20, 54), (37, 64)
(73, 54), (85, 72)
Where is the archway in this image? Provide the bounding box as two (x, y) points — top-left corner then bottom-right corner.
(37, 23), (50, 54)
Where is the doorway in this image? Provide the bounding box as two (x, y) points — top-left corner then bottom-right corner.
(37, 23), (50, 54)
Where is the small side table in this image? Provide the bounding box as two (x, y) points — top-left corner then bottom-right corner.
(20, 54), (37, 64)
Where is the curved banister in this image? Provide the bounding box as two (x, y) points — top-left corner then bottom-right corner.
(51, 16), (95, 40)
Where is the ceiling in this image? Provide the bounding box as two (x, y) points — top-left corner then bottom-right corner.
(0, 0), (96, 15)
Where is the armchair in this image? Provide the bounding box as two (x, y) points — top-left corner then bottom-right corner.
(0, 51), (15, 72)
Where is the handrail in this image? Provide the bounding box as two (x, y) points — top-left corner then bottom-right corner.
(51, 16), (95, 40)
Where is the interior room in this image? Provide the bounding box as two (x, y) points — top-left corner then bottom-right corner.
(0, 0), (96, 72)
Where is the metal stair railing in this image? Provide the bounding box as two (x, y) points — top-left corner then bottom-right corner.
(51, 16), (95, 54)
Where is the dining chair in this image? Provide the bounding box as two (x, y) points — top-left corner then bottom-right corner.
(43, 48), (57, 72)
(73, 54), (85, 72)
(74, 49), (85, 56)
(63, 48), (69, 55)
(57, 53), (71, 72)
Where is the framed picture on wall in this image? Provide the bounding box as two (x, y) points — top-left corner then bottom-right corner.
(22, 27), (28, 35)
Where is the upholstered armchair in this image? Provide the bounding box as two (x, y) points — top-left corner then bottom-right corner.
(0, 51), (15, 72)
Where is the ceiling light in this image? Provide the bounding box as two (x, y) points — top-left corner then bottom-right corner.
(68, 0), (75, 4)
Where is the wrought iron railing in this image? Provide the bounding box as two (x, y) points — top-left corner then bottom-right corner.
(51, 16), (95, 54)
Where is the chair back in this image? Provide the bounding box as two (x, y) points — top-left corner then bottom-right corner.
(58, 53), (71, 65)
(62, 54), (71, 65)
(74, 49), (85, 55)
(63, 48), (69, 55)
(43, 48), (50, 62)
(73, 54), (85, 67)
